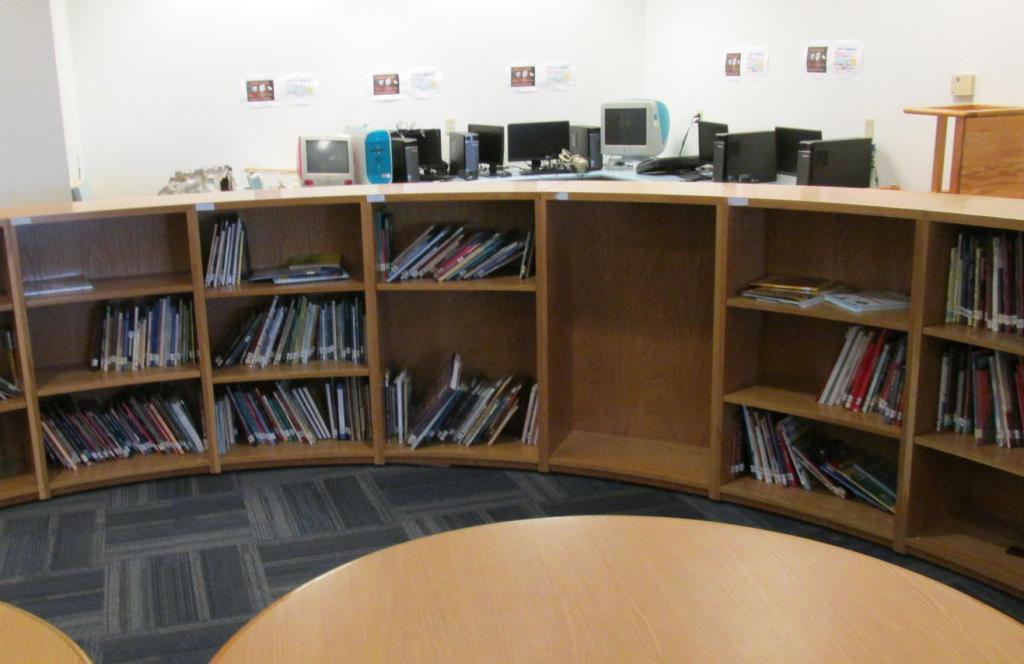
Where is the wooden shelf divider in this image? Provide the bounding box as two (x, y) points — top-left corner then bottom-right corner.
(220, 440), (375, 470)
(726, 296), (911, 331)
(923, 322), (1024, 355)
(35, 365), (200, 397)
(383, 437), (538, 468)
(211, 360), (369, 384)
(0, 472), (40, 507)
(205, 279), (365, 299)
(0, 396), (28, 414)
(377, 276), (536, 293)
(24, 271), (193, 308)
(915, 432), (1024, 478)
(907, 516), (1024, 595)
(47, 453), (211, 495)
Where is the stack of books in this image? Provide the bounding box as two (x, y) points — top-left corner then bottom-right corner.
(205, 215), (248, 287)
(521, 383), (539, 445)
(734, 406), (897, 513)
(740, 275), (842, 308)
(214, 296), (365, 368)
(936, 344), (1024, 447)
(216, 378), (370, 449)
(383, 224), (533, 282)
(0, 329), (20, 400)
(386, 353), (528, 448)
(374, 209), (395, 275)
(945, 230), (1024, 332)
(824, 291), (910, 313)
(248, 253), (349, 286)
(819, 326), (907, 425)
(41, 393), (206, 470)
(91, 297), (196, 371)
(24, 273), (94, 298)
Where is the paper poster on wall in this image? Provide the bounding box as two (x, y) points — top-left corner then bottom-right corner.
(508, 63), (538, 92)
(369, 72), (402, 100)
(242, 78), (277, 107)
(743, 48), (769, 80)
(280, 73), (320, 105)
(805, 44), (829, 77)
(407, 67), (442, 99)
(832, 40), (864, 79)
(724, 51), (742, 80)
(543, 61), (576, 91)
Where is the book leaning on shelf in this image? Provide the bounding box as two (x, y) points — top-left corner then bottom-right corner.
(385, 353), (530, 448)
(945, 229), (1024, 332)
(0, 329), (21, 399)
(216, 378), (370, 451)
(819, 326), (907, 425)
(382, 223), (534, 282)
(214, 295), (365, 368)
(41, 392), (206, 470)
(734, 406), (897, 513)
(936, 344), (1024, 448)
(205, 214), (249, 287)
(91, 297), (196, 371)
(23, 273), (93, 298)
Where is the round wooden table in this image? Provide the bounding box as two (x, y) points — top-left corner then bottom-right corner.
(215, 516), (1024, 662)
(0, 601), (90, 663)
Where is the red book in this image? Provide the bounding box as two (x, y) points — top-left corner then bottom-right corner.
(849, 331), (887, 411)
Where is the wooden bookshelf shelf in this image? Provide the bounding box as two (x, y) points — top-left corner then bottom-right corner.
(916, 432), (1024, 478)
(384, 438), (538, 469)
(549, 431), (710, 491)
(212, 360), (368, 384)
(726, 297), (910, 331)
(377, 276), (536, 293)
(221, 440), (374, 470)
(0, 473), (39, 507)
(923, 322), (1024, 355)
(0, 293), (12, 313)
(907, 516), (1024, 594)
(25, 272), (193, 308)
(205, 279), (365, 299)
(36, 365), (200, 397)
(0, 396), (27, 414)
(720, 476), (895, 543)
(48, 453), (210, 495)
(723, 385), (902, 439)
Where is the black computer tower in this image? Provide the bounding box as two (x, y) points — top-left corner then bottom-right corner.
(712, 131), (776, 183)
(570, 125), (602, 171)
(796, 138), (873, 188)
(449, 132), (480, 179)
(390, 136), (420, 183)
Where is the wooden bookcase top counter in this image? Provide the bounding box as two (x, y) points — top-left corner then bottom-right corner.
(1, 181), (1023, 598)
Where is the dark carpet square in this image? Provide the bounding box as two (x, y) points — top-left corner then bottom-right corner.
(108, 552), (201, 633)
(372, 467), (524, 511)
(199, 545), (269, 621)
(322, 475), (388, 529)
(0, 515), (50, 577)
(539, 487), (684, 517)
(0, 568), (104, 618)
(52, 510), (101, 571)
(245, 481), (341, 540)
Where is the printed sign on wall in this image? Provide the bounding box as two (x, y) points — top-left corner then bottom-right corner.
(243, 78), (277, 106)
(724, 51), (742, 79)
(806, 45), (829, 76)
(509, 63), (538, 91)
(408, 67), (442, 99)
(369, 72), (402, 100)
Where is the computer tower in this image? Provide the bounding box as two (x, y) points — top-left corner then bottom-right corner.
(796, 138), (873, 188)
(570, 125), (602, 171)
(449, 131), (480, 179)
(712, 131), (776, 183)
(390, 136), (420, 183)
(348, 128), (393, 185)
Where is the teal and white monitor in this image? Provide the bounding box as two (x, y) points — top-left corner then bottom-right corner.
(600, 99), (670, 159)
(298, 136), (354, 186)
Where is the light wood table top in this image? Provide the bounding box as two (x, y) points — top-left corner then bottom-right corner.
(0, 601), (90, 663)
(215, 516), (1024, 663)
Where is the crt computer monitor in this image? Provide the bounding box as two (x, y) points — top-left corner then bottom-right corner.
(600, 99), (670, 159)
(507, 121), (570, 171)
(698, 121), (728, 163)
(298, 136), (354, 186)
(775, 127), (823, 175)
(796, 138), (873, 188)
(468, 124), (505, 176)
(712, 131), (777, 183)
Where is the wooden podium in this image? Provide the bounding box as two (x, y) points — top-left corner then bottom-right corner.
(905, 104), (1024, 197)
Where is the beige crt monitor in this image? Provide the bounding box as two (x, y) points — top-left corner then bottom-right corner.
(298, 135), (354, 186)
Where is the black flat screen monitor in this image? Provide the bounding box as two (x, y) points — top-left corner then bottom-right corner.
(698, 121), (728, 163)
(468, 124), (505, 175)
(718, 131), (777, 183)
(507, 121), (570, 170)
(395, 128), (444, 171)
(775, 127), (823, 175)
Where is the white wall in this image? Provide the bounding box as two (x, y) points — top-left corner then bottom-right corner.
(66, 0), (647, 197)
(644, 0), (1024, 191)
(50, 0), (83, 188)
(0, 0), (71, 206)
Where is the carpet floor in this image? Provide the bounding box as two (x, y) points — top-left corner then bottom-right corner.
(0, 464), (1019, 662)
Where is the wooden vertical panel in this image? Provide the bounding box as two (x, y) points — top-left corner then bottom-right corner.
(360, 201), (385, 464)
(708, 204), (731, 497)
(931, 116), (948, 193)
(543, 199), (574, 456)
(4, 222), (49, 499)
(894, 217), (933, 551)
(949, 117), (967, 194)
(533, 199), (550, 471)
(186, 209), (219, 474)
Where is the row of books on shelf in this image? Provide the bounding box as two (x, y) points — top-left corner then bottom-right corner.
(0, 328), (20, 399)
(740, 275), (908, 313)
(819, 326), (907, 424)
(205, 214), (350, 287)
(215, 378), (370, 452)
(376, 212), (534, 282)
(214, 295), (365, 368)
(732, 406), (897, 513)
(41, 392), (206, 470)
(937, 344), (1024, 448)
(92, 297), (196, 371)
(383, 354), (535, 448)
(945, 230), (1024, 333)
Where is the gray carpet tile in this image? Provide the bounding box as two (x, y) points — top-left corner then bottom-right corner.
(0, 464), (1017, 663)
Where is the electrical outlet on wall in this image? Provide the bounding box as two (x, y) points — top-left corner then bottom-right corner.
(951, 74), (975, 97)
(864, 118), (875, 139)
(444, 117), (456, 134)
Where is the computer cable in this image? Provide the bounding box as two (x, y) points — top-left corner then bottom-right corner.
(676, 112), (703, 157)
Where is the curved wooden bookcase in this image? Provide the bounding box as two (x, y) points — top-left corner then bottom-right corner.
(2, 182), (1023, 597)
